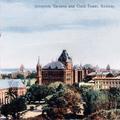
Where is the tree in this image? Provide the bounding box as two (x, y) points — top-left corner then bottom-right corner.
(6, 88), (17, 100)
(26, 84), (49, 103)
(16, 74), (24, 79)
(77, 86), (109, 115)
(1, 104), (11, 119)
(26, 82), (66, 103)
(1, 96), (27, 119)
(108, 87), (120, 109)
(42, 86), (84, 119)
(26, 72), (36, 79)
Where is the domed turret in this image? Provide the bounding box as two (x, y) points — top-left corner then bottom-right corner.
(58, 50), (72, 70)
(20, 64), (25, 72)
(106, 64), (110, 72)
(58, 49), (72, 63)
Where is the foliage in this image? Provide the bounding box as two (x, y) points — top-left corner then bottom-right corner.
(16, 74), (24, 79)
(76, 85), (120, 116)
(1, 96), (27, 119)
(1, 104), (12, 118)
(26, 72), (36, 79)
(3, 82), (120, 119)
(85, 110), (120, 120)
(5, 88), (18, 102)
(2, 74), (12, 79)
(26, 82), (66, 103)
(26, 84), (48, 102)
(42, 86), (83, 119)
(76, 85), (109, 115)
(108, 87), (120, 109)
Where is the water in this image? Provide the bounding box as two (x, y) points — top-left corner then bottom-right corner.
(0, 68), (35, 74)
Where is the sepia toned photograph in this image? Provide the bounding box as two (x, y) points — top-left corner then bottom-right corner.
(0, 0), (120, 119)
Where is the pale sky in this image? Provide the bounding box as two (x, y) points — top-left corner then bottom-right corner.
(0, 0), (120, 69)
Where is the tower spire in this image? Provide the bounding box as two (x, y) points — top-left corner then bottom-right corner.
(38, 56), (40, 64)
(36, 56), (42, 85)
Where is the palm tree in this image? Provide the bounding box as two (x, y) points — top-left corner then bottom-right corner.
(5, 88), (17, 103)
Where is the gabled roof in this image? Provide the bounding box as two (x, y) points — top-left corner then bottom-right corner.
(0, 79), (26, 89)
(97, 71), (113, 76)
(58, 50), (72, 63)
(43, 61), (65, 69)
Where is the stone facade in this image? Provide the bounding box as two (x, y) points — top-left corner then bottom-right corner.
(0, 79), (26, 105)
(93, 76), (120, 89)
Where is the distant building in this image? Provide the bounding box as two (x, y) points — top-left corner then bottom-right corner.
(73, 65), (85, 83)
(19, 64), (25, 73)
(106, 64), (111, 72)
(0, 79), (26, 105)
(83, 64), (95, 74)
(36, 50), (87, 85)
(93, 73), (120, 89)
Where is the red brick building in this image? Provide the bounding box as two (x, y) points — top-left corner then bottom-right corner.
(36, 50), (87, 85)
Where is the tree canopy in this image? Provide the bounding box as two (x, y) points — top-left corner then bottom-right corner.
(1, 96), (27, 119)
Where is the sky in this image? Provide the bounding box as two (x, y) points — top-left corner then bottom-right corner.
(0, 0), (120, 69)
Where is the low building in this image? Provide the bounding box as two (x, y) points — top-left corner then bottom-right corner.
(93, 76), (120, 89)
(0, 79), (26, 105)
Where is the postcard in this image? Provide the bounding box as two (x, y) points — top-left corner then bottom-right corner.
(0, 0), (120, 120)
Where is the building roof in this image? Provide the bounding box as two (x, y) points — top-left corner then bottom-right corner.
(88, 72), (96, 76)
(0, 79), (26, 89)
(97, 71), (110, 76)
(58, 50), (72, 63)
(73, 65), (82, 70)
(43, 61), (65, 69)
(93, 76), (120, 80)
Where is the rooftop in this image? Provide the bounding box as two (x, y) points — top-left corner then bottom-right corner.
(43, 61), (65, 69)
(93, 76), (120, 80)
(58, 49), (72, 63)
(0, 79), (26, 89)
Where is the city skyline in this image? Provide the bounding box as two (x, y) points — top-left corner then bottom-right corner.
(0, 0), (120, 69)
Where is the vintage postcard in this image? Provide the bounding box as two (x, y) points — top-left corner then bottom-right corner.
(0, 0), (120, 120)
